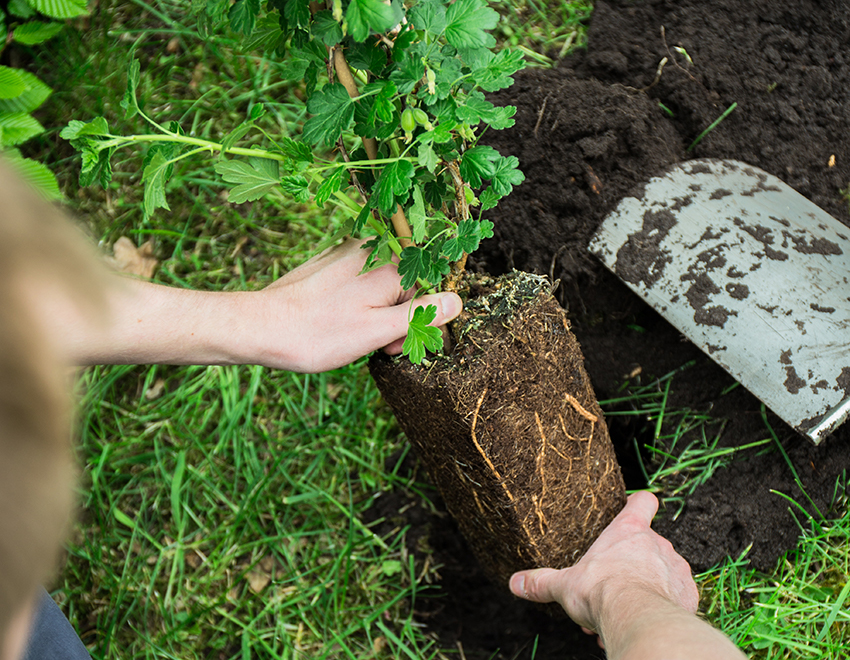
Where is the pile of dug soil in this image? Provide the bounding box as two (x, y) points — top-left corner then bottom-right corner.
(375, 1), (850, 658)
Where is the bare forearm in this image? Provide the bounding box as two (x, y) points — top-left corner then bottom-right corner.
(70, 278), (280, 367)
(601, 590), (747, 660)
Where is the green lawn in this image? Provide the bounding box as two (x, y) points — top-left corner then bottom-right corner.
(12, 0), (850, 657)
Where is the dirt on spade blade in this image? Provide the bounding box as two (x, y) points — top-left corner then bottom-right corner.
(369, 272), (626, 589)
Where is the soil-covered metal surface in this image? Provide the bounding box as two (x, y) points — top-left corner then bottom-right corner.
(367, 1), (850, 658)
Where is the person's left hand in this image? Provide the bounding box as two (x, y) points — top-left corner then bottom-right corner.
(255, 238), (463, 372)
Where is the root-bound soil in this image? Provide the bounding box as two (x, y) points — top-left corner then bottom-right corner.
(370, 273), (625, 588)
(364, 1), (850, 658)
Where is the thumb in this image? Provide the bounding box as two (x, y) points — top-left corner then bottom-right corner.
(413, 291), (463, 326)
(509, 568), (563, 604)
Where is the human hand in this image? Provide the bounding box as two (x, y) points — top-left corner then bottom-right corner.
(509, 491), (698, 634)
(256, 238), (463, 372)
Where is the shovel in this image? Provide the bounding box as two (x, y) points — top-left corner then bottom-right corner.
(588, 158), (850, 444)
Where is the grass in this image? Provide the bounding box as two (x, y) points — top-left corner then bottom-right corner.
(16, 0), (850, 658)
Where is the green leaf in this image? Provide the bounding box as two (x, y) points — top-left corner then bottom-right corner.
(0, 66), (25, 99)
(142, 142), (176, 182)
(142, 152), (171, 218)
(479, 186), (500, 210)
(397, 246), (431, 290)
(302, 83), (354, 146)
(345, 0), (400, 42)
(408, 185), (427, 243)
(27, 0), (88, 19)
(488, 105), (517, 130)
(120, 58), (141, 119)
(311, 10), (343, 46)
(469, 48), (526, 92)
(374, 159), (414, 216)
(410, 0), (446, 35)
(443, 218), (490, 260)
(491, 154), (524, 196)
(346, 40), (387, 74)
(215, 157), (280, 204)
(280, 174), (310, 203)
(60, 116), (109, 140)
(369, 81), (397, 124)
(73, 138), (113, 188)
(249, 103), (265, 120)
(361, 232), (394, 273)
(221, 122), (253, 154)
(283, 0), (310, 29)
(1, 149), (61, 200)
(381, 559), (403, 576)
(460, 144), (499, 188)
(444, 0), (498, 49)
(455, 90), (496, 125)
(352, 204), (372, 235)
(402, 304), (443, 364)
(276, 135), (313, 163)
(241, 15), (284, 51)
(12, 20), (64, 45)
(8, 0), (35, 18)
(0, 70), (50, 114)
(427, 253), (451, 284)
(0, 112), (44, 147)
(416, 143), (438, 173)
(228, 0), (260, 34)
(315, 166), (345, 207)
(390, 53), (425, 94)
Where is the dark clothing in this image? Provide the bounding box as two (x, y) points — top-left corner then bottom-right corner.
(22, 589), (91, 660)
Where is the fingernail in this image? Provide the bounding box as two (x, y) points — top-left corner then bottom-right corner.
(509, 574), (525, 598)
(441, 293), (462, 320)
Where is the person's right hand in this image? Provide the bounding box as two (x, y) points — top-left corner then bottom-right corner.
(509, 491), (698, 634)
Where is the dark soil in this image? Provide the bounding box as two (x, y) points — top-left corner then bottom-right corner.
(366, 1), (850, 658)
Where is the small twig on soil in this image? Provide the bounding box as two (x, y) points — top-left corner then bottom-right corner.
(533, 93), (552, 138)
(661, 26), (698, 82)
(640, 56), (668, 92)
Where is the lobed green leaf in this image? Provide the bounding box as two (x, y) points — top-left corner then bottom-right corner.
(315, 166), (346, 207)
(228, 0), (260, 35)
(444, 0), (498, 49)
(345, 0), (401, 42)
(374, 159), (414, 216)
(402, 304), (443, 364)
(215, 157), (281, 204)
(142, 152), (171, 218)
(120, 59), (141, 120)
(303, 83), (355, 146)
(311, 10), (343, 46)
(460, 144), (499, 188)
(490, 154), (525, 196)
(407, 185), (427, 243)
(397, 246), (430, 290)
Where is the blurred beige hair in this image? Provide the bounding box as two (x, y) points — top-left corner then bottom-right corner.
(0, 158), (106, 651)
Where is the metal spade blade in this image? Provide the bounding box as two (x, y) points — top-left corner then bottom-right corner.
(589, 158), (850, 443)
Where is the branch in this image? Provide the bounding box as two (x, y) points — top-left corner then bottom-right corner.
(333, 47), (414, 249)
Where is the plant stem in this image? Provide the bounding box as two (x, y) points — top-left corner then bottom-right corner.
(98, 133), (412, 171)
(332, 47), (414, 249)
